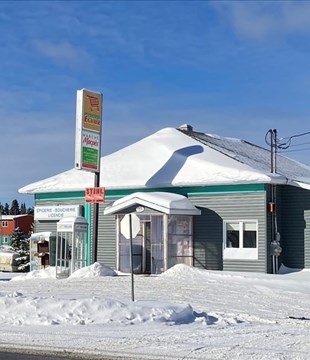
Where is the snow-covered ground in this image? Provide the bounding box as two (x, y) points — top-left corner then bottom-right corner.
(0, 263), (310, 359)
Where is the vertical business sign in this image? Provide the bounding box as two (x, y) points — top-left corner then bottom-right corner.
(75, 89), (103, 172)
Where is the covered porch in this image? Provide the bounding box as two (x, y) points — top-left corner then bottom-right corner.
(104, 192), (201, 274)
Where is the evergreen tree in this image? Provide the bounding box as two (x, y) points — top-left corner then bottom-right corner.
(10, 227), (30, 272)
(10, 199), (20, 215)
(20, 202), (27, 214)
(27, 206), (34, 215)
(0, 203), (3, 215)
(4, 203), (9, 215)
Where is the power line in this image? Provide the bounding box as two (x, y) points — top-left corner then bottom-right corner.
(282, 140), (310, 148)
(279, 146), (310, 154)
(277, 131), (310, 150)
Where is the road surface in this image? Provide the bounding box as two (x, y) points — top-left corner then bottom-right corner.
(0, 349), (134, 360)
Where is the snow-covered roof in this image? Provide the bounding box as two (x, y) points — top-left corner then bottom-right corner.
(104, 192), (201, 215)
(19, 126), (310, 195)
(1, 214), (32, 220)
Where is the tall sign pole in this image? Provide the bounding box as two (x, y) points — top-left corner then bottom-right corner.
(75, 89), (103, 263)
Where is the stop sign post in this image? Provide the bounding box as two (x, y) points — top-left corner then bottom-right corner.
(120, 214), (140, 302)
(120, 213), (140, 239)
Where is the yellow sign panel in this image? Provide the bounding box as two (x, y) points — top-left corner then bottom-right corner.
(82, 90), (102, 132)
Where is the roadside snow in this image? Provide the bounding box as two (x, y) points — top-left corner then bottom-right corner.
(69, 262), (117, 278)
(1, 263), (310, 359)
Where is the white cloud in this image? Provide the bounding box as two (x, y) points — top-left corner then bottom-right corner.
(32, 40), (93, 67)
(213, 2), (310, 42)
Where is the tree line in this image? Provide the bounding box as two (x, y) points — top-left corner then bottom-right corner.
(0, 199), (34, 215)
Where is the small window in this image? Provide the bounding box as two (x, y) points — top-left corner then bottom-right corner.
(2, 237), (8, 244)
(2, 221), (8, 227)
(226, 223), (240, 248)
(243, 223), (257, 248)
(224, 220), (258, 260)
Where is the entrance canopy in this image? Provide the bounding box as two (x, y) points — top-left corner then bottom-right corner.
(104, 192), (201, 216)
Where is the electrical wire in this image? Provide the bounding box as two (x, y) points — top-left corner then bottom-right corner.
(265, 129), (310, 151)
(282, 141), (310, 148)
(277, 131), (310, 150)
(279, 147), (310, 154)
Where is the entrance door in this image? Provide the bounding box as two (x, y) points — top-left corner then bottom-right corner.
(142, 222), (151, 274)
(150, 216), (164, 274)
(118, 215), (164, 274)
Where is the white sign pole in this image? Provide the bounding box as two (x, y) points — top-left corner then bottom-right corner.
(75, 88), (103, 264)
(121, 214), (140, 302)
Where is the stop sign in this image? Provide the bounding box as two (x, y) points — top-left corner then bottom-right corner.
(120, 213), (140, 239)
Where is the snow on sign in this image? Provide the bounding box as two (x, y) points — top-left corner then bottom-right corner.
(85, 187), (105, 203)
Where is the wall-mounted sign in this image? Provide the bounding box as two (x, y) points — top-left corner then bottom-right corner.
(34, 205), (81, 220)
(85, 187), (105, 203)
(75, 89), (103, 173)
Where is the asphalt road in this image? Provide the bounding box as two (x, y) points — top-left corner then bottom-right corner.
(0, 350), (131, 360)
(0, 352), (69, 360)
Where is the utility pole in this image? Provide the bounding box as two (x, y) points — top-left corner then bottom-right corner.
(268, 128), (277, 173)
(266, 129), (280, 273)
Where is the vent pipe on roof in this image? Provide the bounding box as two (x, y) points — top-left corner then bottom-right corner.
(178, 124), (193, 133)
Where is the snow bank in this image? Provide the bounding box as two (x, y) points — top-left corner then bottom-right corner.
(69, 262), (117, 278)
(278, 264), (303, 274)
(161, 263), (207, 279)
(0, 293), (202, 326)
(11, 263), (117, 282)
(10, 266), (56, 281)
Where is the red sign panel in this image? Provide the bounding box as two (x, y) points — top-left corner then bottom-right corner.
(85, 187), (105, 203)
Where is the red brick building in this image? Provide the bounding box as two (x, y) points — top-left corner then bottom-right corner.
(0, 214), (33, 245)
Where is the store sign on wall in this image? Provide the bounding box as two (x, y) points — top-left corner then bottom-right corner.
(75, 89), (103, 172)
(34, 205), (80, 220)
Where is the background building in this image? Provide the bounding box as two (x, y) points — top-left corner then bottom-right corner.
(0, 214), (33, 245)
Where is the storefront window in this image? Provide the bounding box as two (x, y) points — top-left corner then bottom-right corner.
(168, 215), (193, 268)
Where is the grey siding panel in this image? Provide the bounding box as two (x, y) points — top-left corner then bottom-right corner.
(97, 203), (117, 269)
(279, 186), (310, 269)
(305, 210), (310, 268)
(189, 192), (267, 273)
(35, 220), (58, 234)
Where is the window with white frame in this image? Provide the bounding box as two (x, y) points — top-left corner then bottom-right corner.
(223, 220), (258, 260)
(2, 221), (8, 227)
(2, 237), (8, 244)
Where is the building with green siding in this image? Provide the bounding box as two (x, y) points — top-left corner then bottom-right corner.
(19, 125), (310, 274)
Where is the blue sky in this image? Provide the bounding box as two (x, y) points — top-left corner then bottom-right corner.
(1, 1), (310, 207)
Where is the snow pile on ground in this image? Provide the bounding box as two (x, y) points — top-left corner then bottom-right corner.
(10, 262), (117, 281)
(10, 266), (57, 281)
(1, 263), (310, 359)
(0, 293), (198, 326)
(69, 262), (117, 278)
(160, 263), (209, 279)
